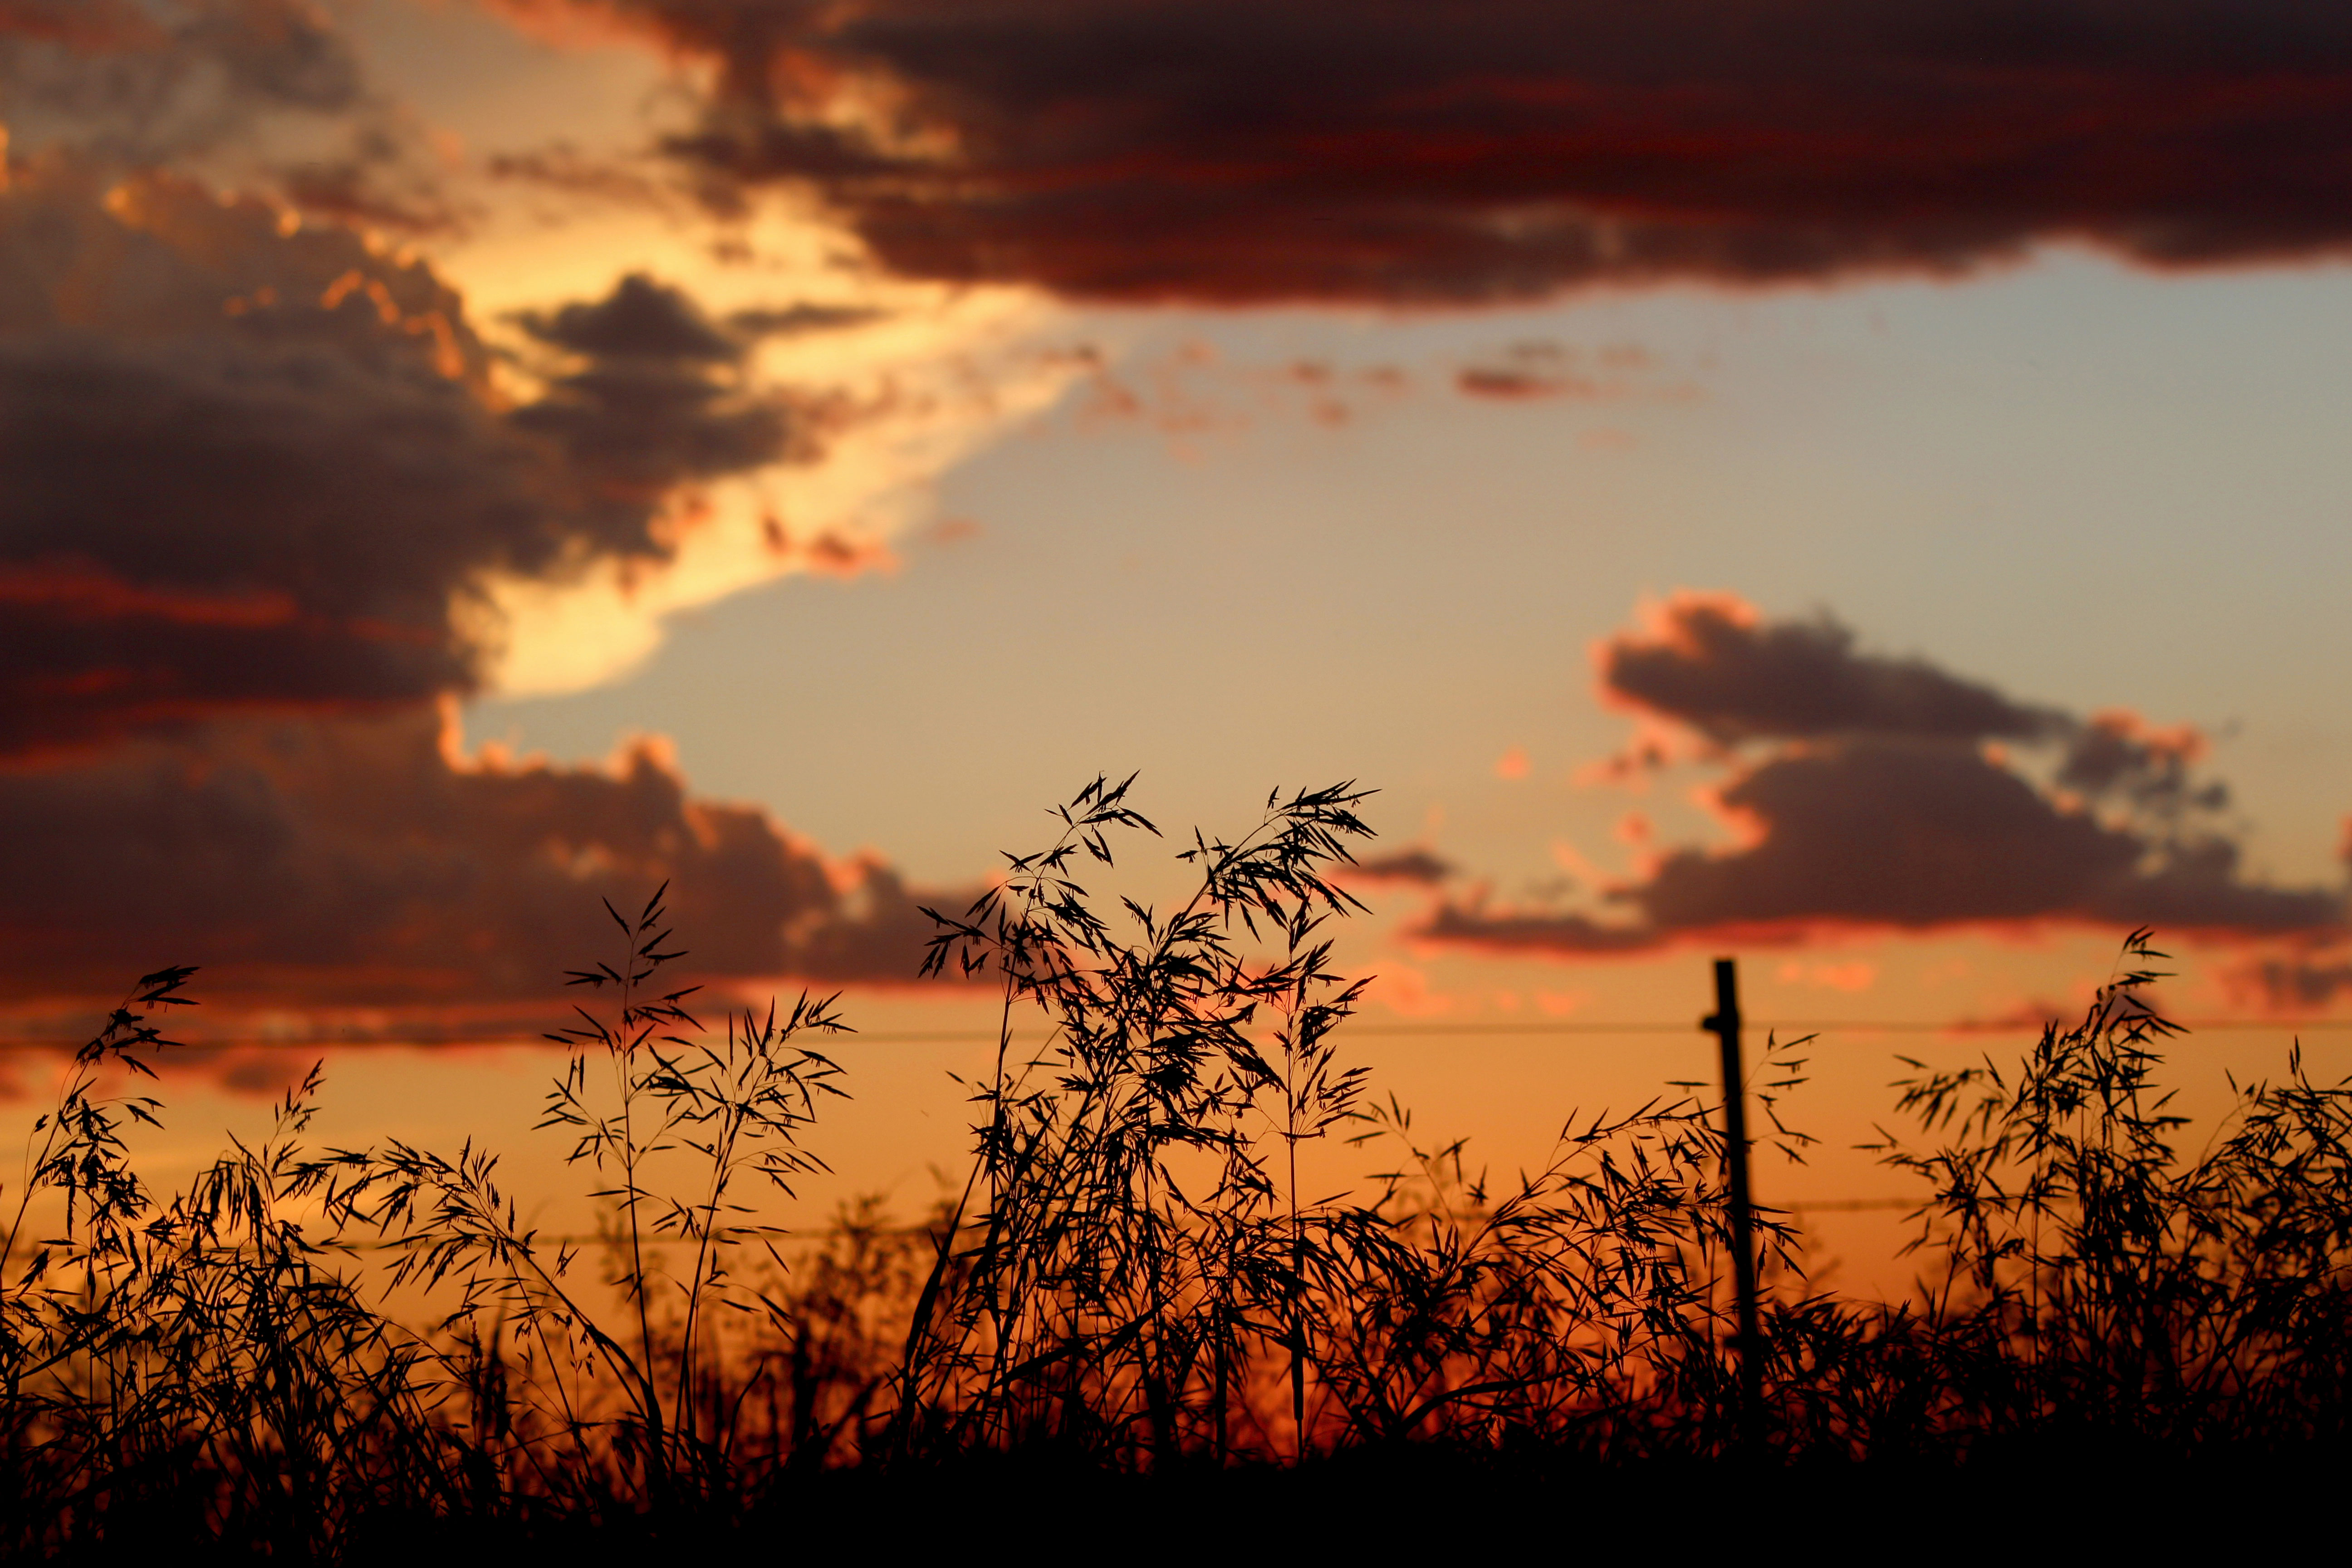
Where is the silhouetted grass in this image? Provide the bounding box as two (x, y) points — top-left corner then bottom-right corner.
(4, 778), (2349, 1557)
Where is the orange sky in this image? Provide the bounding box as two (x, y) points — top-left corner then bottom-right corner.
(5, 0), (2351, 1296)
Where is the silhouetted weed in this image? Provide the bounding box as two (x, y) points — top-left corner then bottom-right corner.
(3, 790), (2346, 1558)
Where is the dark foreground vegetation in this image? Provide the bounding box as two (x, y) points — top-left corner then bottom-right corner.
(5, 779), (2349, 1558)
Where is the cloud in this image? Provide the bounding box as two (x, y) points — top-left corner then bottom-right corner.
(2054, 709), (2230, 823)
(0, 164), (820, 756)
(1452, 341), (1671, 402)
(1627, 740), (2334, 935)
(1601, 595), (2244, 819)
(0, 707), (958, 1009)
(1425, 595), (2346, 955)
(1421, 906), (1658, 956)
(1599, 592), (2059, 745)
(520, 271), (742, 364)
(485, 144), (679, 211)
(1456, 366), (1585, 401)
(532, 0), (2352, 303)
(0, 0), (361, 165)
(276, 145), (469, 239)
(728, 302), (889, 338)
(0, 0), (462, 243)
(512, 272), (811, 505)
(2232, 954), (2352, 1010)
(1343, 848), (1456, 887)
(0, 159), (972, 1013)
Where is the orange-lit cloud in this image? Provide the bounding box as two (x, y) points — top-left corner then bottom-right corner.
(1425, 595), (2347, 956)
(533, 0), (2352, 303)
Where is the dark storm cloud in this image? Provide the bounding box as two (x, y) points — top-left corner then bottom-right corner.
(0, 709), (954, 1003)
(1424, 597), (2346, 955)
(0, 170), (802, 755)
(552, 0), (2352, 302)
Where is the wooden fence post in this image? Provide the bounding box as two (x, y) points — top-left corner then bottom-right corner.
(1703, 956), (1763, 1448)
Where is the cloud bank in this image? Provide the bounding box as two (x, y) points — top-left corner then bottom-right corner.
(0, 161), (813, 756)
(0, 708), (939, 1006)
(1426, 594), (2346, 956)
(0, 0), (360, 166)
(0, 156), (960, 1010)
(540, 0), (2352, 302)
(1343, 848), (1457, 888)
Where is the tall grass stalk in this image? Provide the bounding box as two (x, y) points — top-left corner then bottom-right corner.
(3, 793), (2349, 1557)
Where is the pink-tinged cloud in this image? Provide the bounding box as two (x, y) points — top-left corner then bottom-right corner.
(532, 0), (2352, 303)
(1424, 596), (2346, 956)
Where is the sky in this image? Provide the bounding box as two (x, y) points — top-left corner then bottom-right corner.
(5, 0), (2352, 1276)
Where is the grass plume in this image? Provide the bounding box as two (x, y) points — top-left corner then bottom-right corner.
(2, 782), (2348, 1556)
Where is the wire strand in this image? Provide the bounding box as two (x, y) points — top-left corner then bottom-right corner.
(4, 1016), (2349, 1050)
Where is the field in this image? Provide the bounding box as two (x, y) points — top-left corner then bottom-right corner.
(7, 779), (2349, 1558)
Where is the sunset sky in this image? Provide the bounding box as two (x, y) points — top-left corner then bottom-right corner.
(6, 0), (2352, 1269)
